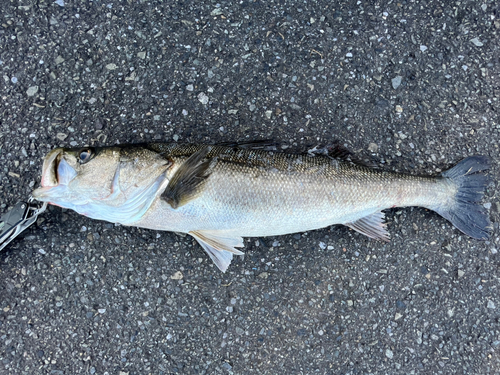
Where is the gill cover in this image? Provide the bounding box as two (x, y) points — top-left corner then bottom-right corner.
(77, 162), (168, 224)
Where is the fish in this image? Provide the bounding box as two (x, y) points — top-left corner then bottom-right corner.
(32, 142), (491, 272)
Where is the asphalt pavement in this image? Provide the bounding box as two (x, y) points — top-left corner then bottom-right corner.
(1, 0), (499, 374)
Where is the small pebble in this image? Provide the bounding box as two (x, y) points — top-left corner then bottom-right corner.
(386, 349), (394, 359)
(186, 84), (194, 91)
(198, 92), (209, 105)
(487, 300), (496, 309)
(470, 38), (483, 47)
(26, 86), (39, 96)
(170, 271), (183, 280)
(105, 63), (117, 70)
(420, 45), (428, 52)
(392, 76), (402, 89)
(368, 143), (378, 153)
(211, 8), (223, 16)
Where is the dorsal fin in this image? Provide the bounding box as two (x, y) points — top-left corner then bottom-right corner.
(218, 139), (278, 150)
(307, 143), (377, 168)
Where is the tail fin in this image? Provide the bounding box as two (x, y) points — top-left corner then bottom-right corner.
(435, 156), (490, 239)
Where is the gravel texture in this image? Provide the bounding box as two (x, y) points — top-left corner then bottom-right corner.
(1, 0), (499, 374)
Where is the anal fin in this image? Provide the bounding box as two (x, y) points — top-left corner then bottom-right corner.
(189, 230), (245, 272)
(345, 211), (390, 241)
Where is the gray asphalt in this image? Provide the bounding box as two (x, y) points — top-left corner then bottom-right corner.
(1, 0), (499, 374)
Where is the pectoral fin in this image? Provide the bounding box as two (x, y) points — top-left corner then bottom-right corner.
(345, 211), (390, 241)
(162, 147), (217, 209)
(189, 230), (245, 272)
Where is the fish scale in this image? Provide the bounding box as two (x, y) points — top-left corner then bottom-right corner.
(142, 154), (444, 236)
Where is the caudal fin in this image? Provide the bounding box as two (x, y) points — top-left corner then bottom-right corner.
(435, 156), (490, 239)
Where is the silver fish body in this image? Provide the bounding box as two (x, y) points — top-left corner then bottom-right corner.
(32, 143), (490, 272)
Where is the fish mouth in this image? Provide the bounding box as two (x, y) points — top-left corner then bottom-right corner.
(40, 148), (64, 187)
(33, 148), (78, 202)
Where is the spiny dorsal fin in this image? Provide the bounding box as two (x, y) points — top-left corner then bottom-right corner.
(161, 146), (217, 209)
(218, 139), (278, 151)
(345, 211), (390, 241)
(189, 230), (245, 272)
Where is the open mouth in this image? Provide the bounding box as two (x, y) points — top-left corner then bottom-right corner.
(41, 148), (64, 187)
(33, 148), (78, 203)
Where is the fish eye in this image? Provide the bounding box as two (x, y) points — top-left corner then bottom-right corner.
(78, 148), (94, 164)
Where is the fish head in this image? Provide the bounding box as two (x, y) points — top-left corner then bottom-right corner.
(32, 146), (171, 220)
(32, 147), (123, 206)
